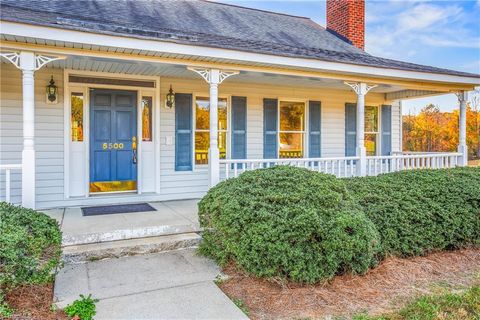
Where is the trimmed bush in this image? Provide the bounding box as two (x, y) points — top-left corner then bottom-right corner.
(0, 202), (62, 289)
(346, 167), (480, 257)
(199, 166), (381, 283)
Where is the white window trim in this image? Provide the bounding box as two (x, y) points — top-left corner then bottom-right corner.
(192, 93), (231, 170)
(277, 98), (308, 159)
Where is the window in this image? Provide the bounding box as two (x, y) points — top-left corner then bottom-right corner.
(71, 92), (84, 142)
(364, 106), (379, 156)
(279, 101), (305, 158)
(141, 96), (153, 141)
(194, 97), (228, 164)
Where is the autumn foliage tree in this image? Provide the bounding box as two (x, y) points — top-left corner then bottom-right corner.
(403, 90), (480, 160)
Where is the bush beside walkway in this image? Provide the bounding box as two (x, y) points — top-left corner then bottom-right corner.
(199, 166), (480, 283)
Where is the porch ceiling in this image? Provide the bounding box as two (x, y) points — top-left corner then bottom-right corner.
(1, 53), (404, 93)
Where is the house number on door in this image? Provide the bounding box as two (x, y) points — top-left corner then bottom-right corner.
(102, 143), (124, 150)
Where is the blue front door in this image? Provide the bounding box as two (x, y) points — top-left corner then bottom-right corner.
(89, 89), (137, 193)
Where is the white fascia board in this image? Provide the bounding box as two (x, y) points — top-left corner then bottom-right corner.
(1, 21), (480, 86)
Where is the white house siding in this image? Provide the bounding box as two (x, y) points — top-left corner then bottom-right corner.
(158, 77), (390, 199)
(0, 65), (398, 208)
(0, 64), (64, 207)
(391, 100), (402, 152)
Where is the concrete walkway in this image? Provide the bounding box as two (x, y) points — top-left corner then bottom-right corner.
(54, 248), (249, 320)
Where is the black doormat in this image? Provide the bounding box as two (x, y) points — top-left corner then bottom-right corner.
(81, 203), (156, 216)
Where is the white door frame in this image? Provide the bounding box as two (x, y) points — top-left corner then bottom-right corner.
(63, 69), (161, 199)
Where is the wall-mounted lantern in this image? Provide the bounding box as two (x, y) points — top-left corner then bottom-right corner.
(46, 76), (58, 104)
(165, 85), (175, 109)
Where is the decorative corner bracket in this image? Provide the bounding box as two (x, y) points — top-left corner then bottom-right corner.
(0, 51), (20, 68)
(344, 82), (378, 95)
(0, 51), (65, 71)
(35, 54), (65, 71)
(455, 91), (468, 102)
(187, 67), (239, 84)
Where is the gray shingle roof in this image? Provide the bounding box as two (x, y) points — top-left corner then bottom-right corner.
(1, 0), (478, 79)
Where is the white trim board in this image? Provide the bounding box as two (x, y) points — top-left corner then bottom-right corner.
(1, 21), (479, 86)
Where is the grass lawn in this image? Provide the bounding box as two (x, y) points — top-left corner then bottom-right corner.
(354, 285), (480, 320)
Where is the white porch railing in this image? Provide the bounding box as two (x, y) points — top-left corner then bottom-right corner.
(0, 164), (22, 203)
(365, 152), (462, 176)
(221, 157), (360, 180)
(220, 152), (462, 180)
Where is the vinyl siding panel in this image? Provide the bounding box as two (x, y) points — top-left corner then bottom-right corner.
(0, 64), (64, 206)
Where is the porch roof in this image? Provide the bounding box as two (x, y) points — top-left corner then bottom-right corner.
(1, 0), (479, 82)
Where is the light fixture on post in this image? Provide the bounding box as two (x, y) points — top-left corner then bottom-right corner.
(165, 84), (175, 109)
(46, 76), (58, 104)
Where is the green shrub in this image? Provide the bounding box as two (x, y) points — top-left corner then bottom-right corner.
(346, 167), (480, 257)
(199, 166), (381, 283)
(65, 294), (99, 320)
(0, 202), (62, 289)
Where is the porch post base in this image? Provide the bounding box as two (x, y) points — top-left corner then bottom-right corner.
(208, 147), (220, 187)
(356, 146), (367, 176)
(457, 144), (468, 167)
(22, 149), (36, 208)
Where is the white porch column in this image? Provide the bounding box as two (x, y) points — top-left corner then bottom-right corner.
(187, 67), (239, 187)
(20, 52), (36, 209)
(1, 51), (64, 208)
(456, 91), (468, 166)
(345, 82), (377, 176)
(209, 69), (221, 187)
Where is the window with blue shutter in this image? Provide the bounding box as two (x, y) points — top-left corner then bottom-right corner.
(263, 98), (278, 159)
(175, 93), (192, 171)
(345, 103), (357, 156)
(381, 105), (392, 156)
(231, 96), (247, 160)
(309, 101), (321, 158)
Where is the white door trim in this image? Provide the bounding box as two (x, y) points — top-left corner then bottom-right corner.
(63, 69), (160, 199)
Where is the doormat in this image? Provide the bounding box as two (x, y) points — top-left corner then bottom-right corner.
(81, 203), (156, 216)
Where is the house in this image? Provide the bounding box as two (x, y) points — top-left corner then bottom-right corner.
(1, 0), (479, 210)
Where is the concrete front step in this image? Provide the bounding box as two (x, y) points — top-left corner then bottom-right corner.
(62, 232), (201, 264)
(62, 222), (200, 246)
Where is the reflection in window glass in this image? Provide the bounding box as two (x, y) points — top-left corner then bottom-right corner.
(365, 134), (377, 156)
(71, 93), (84, 142)
(364, 106), (378, 156)
(194, 97), (228, 164)
(279, 101), (305, 158)
(142, 96), (153, 141)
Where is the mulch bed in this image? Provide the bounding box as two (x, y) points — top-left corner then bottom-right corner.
(5, 283), (67, 320)
(219, 248), (480, 320)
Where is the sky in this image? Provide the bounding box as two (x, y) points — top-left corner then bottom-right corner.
(220, 0), (480, 114)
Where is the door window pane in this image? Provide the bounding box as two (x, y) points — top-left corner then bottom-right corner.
(279, 101), (305, 158)
(194, 97), (228, 164)
(71, 93), (84, 142)
(141, 96), (153, 141)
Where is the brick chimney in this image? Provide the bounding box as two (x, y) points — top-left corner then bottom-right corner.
(326, 0), (365, 50)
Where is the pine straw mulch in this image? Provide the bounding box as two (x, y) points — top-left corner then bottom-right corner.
(5, 283), (67, 320)
(219, 248), (480, 320)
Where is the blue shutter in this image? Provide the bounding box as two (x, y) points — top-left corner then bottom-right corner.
(381, 105), (392, 156)
(231, 96), (247, 159)
(309, 101), (321, 158)
(345, 103), (356, 156)
(263, 98), (278, 159)
(175, 93), (192, 171)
